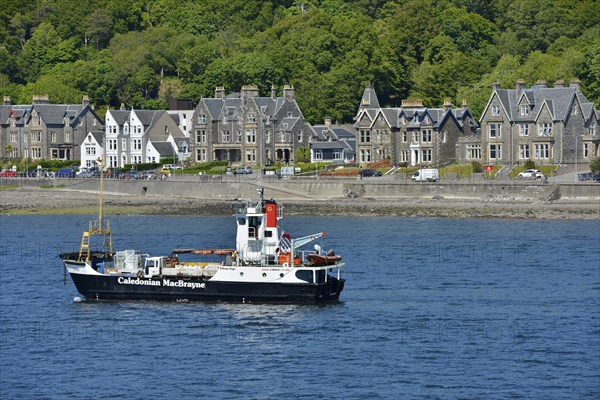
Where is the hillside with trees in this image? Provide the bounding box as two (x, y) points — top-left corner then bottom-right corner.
(1, 0), (598, 123)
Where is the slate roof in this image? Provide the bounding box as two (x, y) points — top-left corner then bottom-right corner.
(134, 110), (163, 130)
(489, 85), (594, 123)
(33, 104), (86, 126)
(108, 110), (130, 125)
(152, 141), (176, 157)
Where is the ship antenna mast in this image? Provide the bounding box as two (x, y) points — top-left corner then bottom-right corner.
(77, 156), (113, 261)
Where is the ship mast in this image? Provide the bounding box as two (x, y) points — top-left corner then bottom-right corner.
(78, 157), (112, 261)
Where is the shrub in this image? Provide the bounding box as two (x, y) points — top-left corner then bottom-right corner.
(471, 161), (483, 173)
(590, 157), (600, 174)
(524, 159), (536, 169)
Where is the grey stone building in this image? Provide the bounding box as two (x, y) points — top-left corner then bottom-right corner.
(0, 95), (104, 162)
(473, 79), (600, 166)
(354, 84), (477, 167)
(308, 118), (355, 163)
(192, 85), (309, 166)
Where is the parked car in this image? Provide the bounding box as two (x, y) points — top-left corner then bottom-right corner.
(358, 168), (382, 177)
(162, 164), (183, 170)
(411, 168), (439, 182)
(142, 171), (157, 180)
(1, 170), (17, 177)
(592, 174), (600, 183)
(56, 167), (77, 178)
(517, 169), (542, 179)
(234, 166), (253, 175)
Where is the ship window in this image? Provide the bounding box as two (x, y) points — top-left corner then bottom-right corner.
(237, 217), (246, 225)
(295, 270), (313, 283)
(265, 230), (273, 238)
(316, 270), (326, 283)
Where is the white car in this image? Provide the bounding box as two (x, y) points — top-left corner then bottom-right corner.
(517, 169), (542, 179)
(517, 169), (542, 178)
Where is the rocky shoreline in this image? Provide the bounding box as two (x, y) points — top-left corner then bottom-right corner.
(1, 186), (598, 220)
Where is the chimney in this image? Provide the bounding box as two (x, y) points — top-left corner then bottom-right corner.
(401, 99), (423, 108)
(3, 96), (10, 105)
(82, 95), (90, 107)
(492, 82), (501, 91)
(215, 86), (226, 99)
(32, 95), (49, 104)
(283, 85), (295, 100)
(516, 79), (525, 96)
(443, 98), (453, 109)
(324, 117), (332, 127)
(535, 79), (547, 88)
(241, 85), (259, 107)
(271, 84), (277, 99)
(120, 103), (126, 110)
(462, 98), (468, 107)
(570, 78), (580, 92)
(554, 80), (565, 88)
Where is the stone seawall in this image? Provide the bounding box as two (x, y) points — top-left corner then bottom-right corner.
(53, 178), (599, 203)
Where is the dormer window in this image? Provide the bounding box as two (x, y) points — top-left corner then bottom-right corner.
(491, 106), (501, 116)
(198, 114), (206, 124)
(247, 113), (256, 123)
(287, 112), (292, 117)
(520, 105), (529, 116)
(123, 124), (129, 135)
(571, 103), (577, 115)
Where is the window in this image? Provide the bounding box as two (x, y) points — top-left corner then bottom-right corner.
(31, 147), (42, 159)
(131, 155), (142, 164)
(196, 130), (206, 144)
(108, 139), (117, 150)
(519, 144), (529, 159)
(108, 125), (117, 134)
(122, 139), (127, 150)
(520, 105), (529, 116)
(360, 148), (371, 163)
(571, 103), (577, 115)
(314, 150), (323, 160)
(375, 129), (381, 143)
(246, 130), (256, 143)
(297, 131), (303, 142)
(333, 149), (342, 160)
(32, 132), (41, 142)
(360, 130), (371, 143)
(236, 131), (242, 143)
(50, 132), (57, 142)
(491, 106), (501, 116)
(412, 132), (418, 142)
(65, 132), (71, 142)
(421, 130), (432, 143)
(489, 124), (501, 138)
(422, 149), (432, 162)
(197, 114), (206, 124)
(400, 150), (409, 163)
(196, 148), (206, 162)
(518, 124), (529, 136)
(583, 143), (589, 158)
(247, 114), (256, 123)
(10, 132), (17, 142)
(132, 139), (142, 150)
(489, 144), (502, 160)
(466, 144), (481, 160)
(246, 149), (256, 162)
(538, 123), (553, 136)
(402, 132), (407, 143)
(222, 130), (230, 143)
(85, 146), (96, 156)
(535, 143), (550, 159)
(442, 131), (447, 143)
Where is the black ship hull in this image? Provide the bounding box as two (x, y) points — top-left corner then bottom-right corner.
(69, 272), (345, 304)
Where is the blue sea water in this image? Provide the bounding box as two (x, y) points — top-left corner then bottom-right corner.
(0, 214), (599, 399)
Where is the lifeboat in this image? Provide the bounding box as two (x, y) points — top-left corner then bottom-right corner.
(307, 253), (342, 266)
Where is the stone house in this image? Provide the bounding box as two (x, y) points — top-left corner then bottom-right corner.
(474, 79), (600, 166)
(353, 85), (477, 167)
(192, 85), (308, 166)
(0, 95), (104, 162)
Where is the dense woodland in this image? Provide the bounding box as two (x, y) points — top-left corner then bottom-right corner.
(1, 0), (598, 123)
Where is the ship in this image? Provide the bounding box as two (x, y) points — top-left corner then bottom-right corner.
(59, 167), (345, 303)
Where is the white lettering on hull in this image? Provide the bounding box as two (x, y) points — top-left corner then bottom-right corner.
(116, 277), (205, 289)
